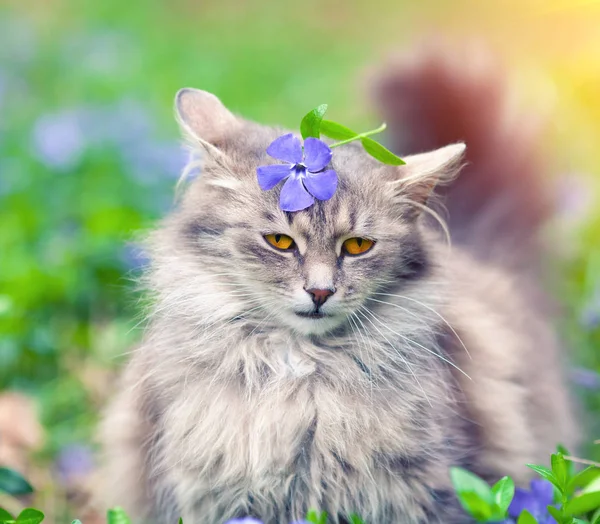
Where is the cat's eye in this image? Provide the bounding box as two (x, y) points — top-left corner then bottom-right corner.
(342, 237), (374, 256)
(264, 233), (296, 251)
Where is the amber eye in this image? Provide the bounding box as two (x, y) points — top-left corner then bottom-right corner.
(342, 237), (374, 256)
(264, 233), (296, 251)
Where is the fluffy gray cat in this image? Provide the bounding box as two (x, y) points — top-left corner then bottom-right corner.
(97, 46), (577, 523)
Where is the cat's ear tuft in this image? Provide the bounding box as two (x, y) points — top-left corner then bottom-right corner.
(175, 88), (239, 146)
(392, 143), (466, 206)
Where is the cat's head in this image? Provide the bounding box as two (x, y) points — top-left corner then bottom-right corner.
(151, 89), (464, 337)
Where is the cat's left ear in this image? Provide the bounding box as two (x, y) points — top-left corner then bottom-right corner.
(389, 143), (466, 207)
(175, 88), (240, 154)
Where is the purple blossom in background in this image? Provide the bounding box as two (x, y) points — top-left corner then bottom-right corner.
(32, 110), (86, 170)
(124, 140), (188, 184)
(121, 243), (150, 271)
(504, 479), (555, 524)
(581, 286), (600, 330)
(571, 367), (600, 390)
(31, 99), (187, 184)
(100, 99), (154, 147)
(257, 134), (338, 212)
(55, 444), (95, 486)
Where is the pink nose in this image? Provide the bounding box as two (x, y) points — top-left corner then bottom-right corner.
(306, 288), (335, 307)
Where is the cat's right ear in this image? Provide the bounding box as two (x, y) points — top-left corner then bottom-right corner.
(175, 88), (240, 154)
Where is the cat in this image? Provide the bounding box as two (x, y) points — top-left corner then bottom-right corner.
(97, 45), (577, 524)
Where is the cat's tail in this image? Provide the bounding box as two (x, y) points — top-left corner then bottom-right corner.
(372, 42), (553, 269)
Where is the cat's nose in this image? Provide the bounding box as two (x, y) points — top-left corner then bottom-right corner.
(305, 288), (335, 307)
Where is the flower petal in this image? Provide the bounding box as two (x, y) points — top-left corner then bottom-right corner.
(530, 479), (554, 506)
(508, 488), (534, 518)
(266, 133), (303, 164)
(303, 169), (338, 201)
(303, 137), (332, 172)
(279, 170), (314, 212)
(256, 164), (292, 190)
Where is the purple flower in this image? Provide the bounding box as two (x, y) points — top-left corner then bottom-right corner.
(121, 243), (150, 271)
(55, 444), (95, 486)
(507, 479), (555, 524)
(32, 110), (86, 170)
(581, 287), (600, 331)
(571, 367), (600, 390)
(257, 133), (337, 212)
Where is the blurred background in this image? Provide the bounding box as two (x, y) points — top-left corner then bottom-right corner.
(1, 0), (599, 520)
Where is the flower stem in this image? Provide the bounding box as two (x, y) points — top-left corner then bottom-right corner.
(329, 122), (387, 149)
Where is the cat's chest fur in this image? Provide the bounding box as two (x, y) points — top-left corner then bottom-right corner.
(150, 329), (456, 521)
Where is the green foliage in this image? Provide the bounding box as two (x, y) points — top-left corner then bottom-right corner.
(306, 509), (328, 524)
(300, 106), (404, 165)
(517, 510), (538, 524)
(106, 507), (132, 524)
(0, 468), (33, 496)
(320, 120), (358, 140)
(300, 104), (328, 139)
(491, 476), (516, 515)
(0, 509), (44, 524)
(359, 136), (405, 165)
(450, 467), (512, 522)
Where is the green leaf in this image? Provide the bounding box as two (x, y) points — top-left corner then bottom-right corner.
(565, 491), (600, 516)
(568, 466), (600, 495)
(583, 474), (600, 495)
(0, 508), (14, 523)
(547, 505), (569, 524)
(0, 468), (34, 496)
(590, 507), (600, 524)
(557, 445), (575, 479)
(456, 491), (493, 521)
(349, 514), (364, 524)
(300, 104), (328, 139)
(552, 453), (569, 490)
(491, 476), (515, 514)
(107, 507), (132, 524)
(518, 510), (539, 524)
(306, 509), (328, 524)
(178, 519), (183, 524)
(527, 464), (562, 492)
(320, 120), (358, 140)
(71, 521), (82, 524)
(450, 467), (493, 504)
(15, 509), (44, 524)
(360, 137), (405, 165)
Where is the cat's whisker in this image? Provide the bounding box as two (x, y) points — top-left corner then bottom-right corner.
(346, 313), (372, 393)
(360, 306), (471, 380)
(355, 308), (433, 407)
(371, 293), (471, 359)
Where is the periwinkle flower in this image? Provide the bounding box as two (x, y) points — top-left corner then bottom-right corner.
(505, 479), (555, 524)
(32, 110), (86, 170)
(581, 287), (600, 331)
(571, 367), (600, 390)
(55, 444), (95, 486)
(121, 243), (150, 271)
(257, 133), (338, 212)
